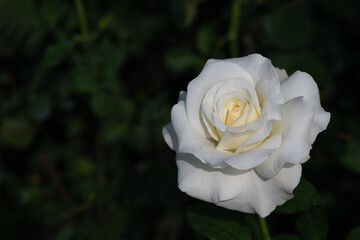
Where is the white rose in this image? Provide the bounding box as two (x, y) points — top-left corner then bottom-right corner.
(162, 54), (330, 217)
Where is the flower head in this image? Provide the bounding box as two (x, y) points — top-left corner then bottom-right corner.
(163, 54), (330, 217)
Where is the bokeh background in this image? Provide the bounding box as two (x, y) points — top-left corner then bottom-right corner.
(0, 0), (359, 239)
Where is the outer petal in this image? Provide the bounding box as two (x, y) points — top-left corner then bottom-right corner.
(176, 153), (301, 217)
(224, 54), (280, 85)
(171, 100), (214, 162)
(162, 123), (178, 151)
(186, 61), (253, 138)
(218, 163), (302, 217)
(280, 71), (330, 143)
(176, 153), (248, 202)
(276, 68), (288, 81)
(255, 97), (314, 178)
(162, 90), (187, 152)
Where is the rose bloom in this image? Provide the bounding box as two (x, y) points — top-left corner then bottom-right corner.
(162, 54), (330, 217)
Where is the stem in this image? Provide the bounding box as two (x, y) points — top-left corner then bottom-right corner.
(258, 216), (271, 240)
(75, 0), (89, 43)
(229, 0), (241, 57)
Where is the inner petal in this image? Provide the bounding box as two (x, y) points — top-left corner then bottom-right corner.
(225, 98), (260, 127)
(225, 99), (244, 126)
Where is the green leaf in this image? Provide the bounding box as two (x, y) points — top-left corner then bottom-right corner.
(72, 60), (98, 94)
(169, 0), (187, 27)
(40, 1), (66, 28)
(42, 41), (74, 68)
(55, 223), (74, 240)
(96, 40), (126, 89)
(98, 13), (114, 30)
(196, 23), (217, 54)
(347, 226), (360, 240)
(295, 206), (328, 240)
(263, 8), (312, 49)
(273, 234), (300, 240)
(243, 214), (262, 240)
(0, 0), (38, 55)
(65, 117), (82, 137)
(26, 94), (52, 122)
(0, 116), (34, 148)
(269, 51), (330, 91)
(74, 157), (95, 176)
(275, 178), (322, 214)
(342, 140), (360, 175)
(165, 48), (204, 73)
(187, 203), (250, 240)
(99, 123), (127, 143)
(17, 185), (42, 205)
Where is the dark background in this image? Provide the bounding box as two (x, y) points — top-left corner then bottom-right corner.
(0, 0), (359, 239)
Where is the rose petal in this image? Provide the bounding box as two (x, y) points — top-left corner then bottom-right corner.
(280, 71), (330, 143)
(215, 101), (277, 152)
(176, 153), (301, 217)
(162, 123), (178, 151)
(215, 77), (284, 152)
(177, 153), (247, 202)
(276, 68), (288, 81)
(171, 100), (214, 162)
(224, 54), (280, 85)
(186, 61), (253, 138)
(201, 134), (282, 169)
(237, 78), (283, 146)
(217, 163), (302, 217)
(201, 103), (221, 141)
(215, 106), (266, 152)
(163, 91), (187, 151)
(209, 78), (261, 133)
(255, 97), (314, 178)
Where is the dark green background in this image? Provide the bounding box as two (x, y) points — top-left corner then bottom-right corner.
(0, 0), (359, 239)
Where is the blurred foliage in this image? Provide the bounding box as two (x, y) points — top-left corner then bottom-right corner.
(0, 0), (359, 239)
(295, 206), (328, 240)
(273, 234), (300, 240)
(347, 226), (360, 240)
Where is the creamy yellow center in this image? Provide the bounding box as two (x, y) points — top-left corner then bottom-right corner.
(224, 99), (260, 127)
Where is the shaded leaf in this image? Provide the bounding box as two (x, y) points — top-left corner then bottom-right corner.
(347, 226), (360, 240)
(96, 40), (126, 89)
(169, 0), (187, 27)
(73, 157), (95, 176)
(0, 116), (34, 148)
(72, 60), (98, 94)
(263, 8), (312, 49)
(275, 178), (322, 214)
(187, 203), (250, 240)
(26, 94), (52, 122)
(40, 1), (66, 28)
(17, 185), (42, 205)
(273, 234), (300, 240)
(342, 140), (360, 175)
(42, 41), (74, 68)
(55, 223), (74, 240)
(243, 214), (262, 240)
(295, 206), (328, 240)
(196, 23), (217, 54)
(0, 0), (38, 55)
(165, 48), (204, 73)
(98, 13), (114, 30)
(99, 122), (127, 143)
(270, 51), (330, 91)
